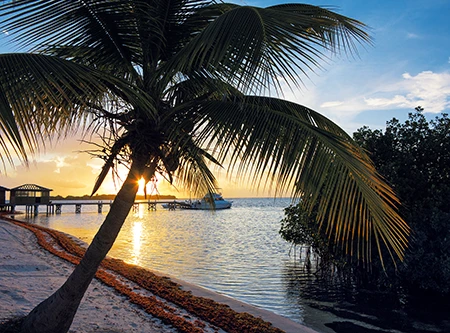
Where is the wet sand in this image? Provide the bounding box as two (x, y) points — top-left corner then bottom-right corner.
(0, 219), (317, 333)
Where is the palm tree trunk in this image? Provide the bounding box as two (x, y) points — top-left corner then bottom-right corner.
(20, 161), (142, 333)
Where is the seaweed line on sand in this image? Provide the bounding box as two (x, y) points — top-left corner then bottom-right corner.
(3, 217), (284, 333)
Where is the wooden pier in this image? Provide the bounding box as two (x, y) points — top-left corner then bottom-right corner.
(45, 201), (108, 215)
(1, 199), (193, 216)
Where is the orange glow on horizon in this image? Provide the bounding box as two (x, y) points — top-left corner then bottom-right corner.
(0, 149), (280, 198)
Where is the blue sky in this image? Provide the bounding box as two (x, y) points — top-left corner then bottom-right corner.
(243, 0), (450, 133)
(1, 0), (449, 196)
(2, 1), (448, 133)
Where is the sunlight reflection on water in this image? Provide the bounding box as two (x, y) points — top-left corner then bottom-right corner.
(25, 199), (312, 319)
(20, 198), (449, 333)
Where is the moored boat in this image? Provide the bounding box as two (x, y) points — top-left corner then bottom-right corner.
(162, 193), (232, 210)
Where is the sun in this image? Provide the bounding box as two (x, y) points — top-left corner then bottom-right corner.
(137, 177), (146, 195)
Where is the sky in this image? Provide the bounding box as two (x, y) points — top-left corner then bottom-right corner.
(1, 0), (450, 198)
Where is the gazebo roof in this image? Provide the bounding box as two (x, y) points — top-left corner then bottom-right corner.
(11, 184), (53, 192)
(0, 186), (10, 191)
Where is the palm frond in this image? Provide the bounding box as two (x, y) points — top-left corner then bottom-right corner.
(173, 142), (220, 198)
(0, 53), (155, 158)
(165, 3), (371, 94)
(157, 108), (221, 197)
(0, 0), (140, 77)
(189, 96), (409, 263)
(91, 136), (129, 196)
(0, 1), (408, 266)
(0, 88), (27, 167)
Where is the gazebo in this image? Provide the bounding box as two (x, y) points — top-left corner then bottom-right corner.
(9, 184), (53, 205)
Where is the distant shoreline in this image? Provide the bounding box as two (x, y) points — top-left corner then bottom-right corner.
(50, 194), (177, 201)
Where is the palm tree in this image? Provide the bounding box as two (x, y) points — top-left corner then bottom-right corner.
(0, 1), (409, 332)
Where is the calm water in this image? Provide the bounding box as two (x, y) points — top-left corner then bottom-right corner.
(19, 198), (449, 333)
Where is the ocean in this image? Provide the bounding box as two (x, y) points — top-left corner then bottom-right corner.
(18, 197), (447, 333)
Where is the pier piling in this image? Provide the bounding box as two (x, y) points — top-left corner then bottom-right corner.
(12, 199), (178, 215)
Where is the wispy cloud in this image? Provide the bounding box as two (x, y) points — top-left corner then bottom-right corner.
(364, 95), (410, 108)
(290, 70), (450, 133)
(321, 70), (450, 114)
(0, 146), (112, 196)
(320, 101), (344, 108)
(406, 32), (420, 39)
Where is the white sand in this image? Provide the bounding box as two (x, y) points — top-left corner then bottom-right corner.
(0, 219), (317, 333)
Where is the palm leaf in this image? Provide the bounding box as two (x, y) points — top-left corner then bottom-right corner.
(1, 1), (139, 67)
(0, 53), (155, 156)
(91, 136), (130, 196)
(174, 142), (220, 198)
(157, 112), (222, 197)
(165, 3), (371, 93)
(0, 0), (409, 265)
(0, 89), (27, 167)
(189, 96), (409, 263)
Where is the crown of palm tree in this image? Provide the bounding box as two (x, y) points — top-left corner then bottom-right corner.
(0, 0), (408, 265)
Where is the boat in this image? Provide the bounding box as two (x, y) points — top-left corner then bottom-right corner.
(162, 193), (232, 210)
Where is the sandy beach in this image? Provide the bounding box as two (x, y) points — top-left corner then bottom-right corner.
(0, 218), (317, 333)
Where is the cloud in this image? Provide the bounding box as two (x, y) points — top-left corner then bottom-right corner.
(0, 133), (137, 196)
(387, 71), (450, 112)
(321, 70), (450, 114)
(364, 95), (411, 108)
(282, 69), (450, 133)
(0, 151), (110, 196)
(406, 32), (420, 39)
(320, 101), (344, 108)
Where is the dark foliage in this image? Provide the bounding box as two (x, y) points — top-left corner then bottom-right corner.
(280, 204), (348, 271)
(354, 108), (450, 297)
(281, 108), (450, 299)
(280, 202), (392, 289)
